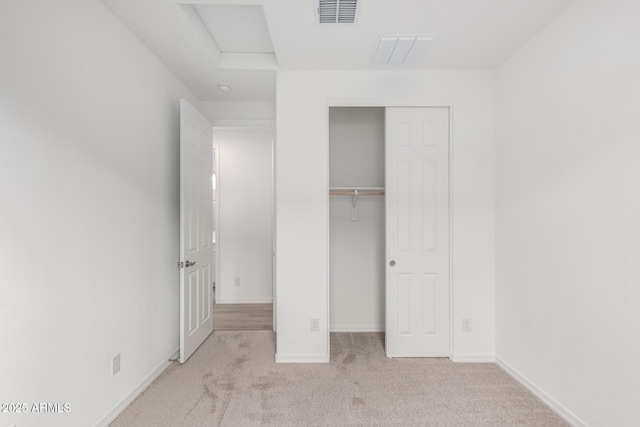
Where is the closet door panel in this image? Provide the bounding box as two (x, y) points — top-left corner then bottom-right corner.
(386, 107), (450, 358)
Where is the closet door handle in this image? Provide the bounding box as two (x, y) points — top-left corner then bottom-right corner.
(389, 260), (396, 267)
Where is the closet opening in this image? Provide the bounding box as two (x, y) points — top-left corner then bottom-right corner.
(329, 107), (386, 359)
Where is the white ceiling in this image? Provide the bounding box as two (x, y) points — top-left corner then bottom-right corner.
(194, 4), (274, 53)
(100, 0), (575, 102)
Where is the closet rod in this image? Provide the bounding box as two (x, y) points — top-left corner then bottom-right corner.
(329, 187), (385, 196)
(330, 187), (384, 191)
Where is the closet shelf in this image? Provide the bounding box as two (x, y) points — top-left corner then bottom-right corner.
(329, 187), (385, 196)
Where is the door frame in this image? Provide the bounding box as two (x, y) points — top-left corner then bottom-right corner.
(325, 98), (454, 357)
(213, 138), (220, 305)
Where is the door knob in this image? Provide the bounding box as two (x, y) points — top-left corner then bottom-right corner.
(185, 260), (196, 267)
(389, 260), (396, 267)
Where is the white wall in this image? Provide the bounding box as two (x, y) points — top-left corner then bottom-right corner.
(214, 128), (274, 303)
(276, 70), (496, 362)
(495, 0), (640, 425)
(200, 101), (275, 127)
(0, 1), (199, 426)
(329, 108), (385, 332)
(329, 108), (385, 189)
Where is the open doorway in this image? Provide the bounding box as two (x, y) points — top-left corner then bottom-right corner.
(211, 127), (274, 331)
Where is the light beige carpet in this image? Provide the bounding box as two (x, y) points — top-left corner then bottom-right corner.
(110, 332), (568, 426)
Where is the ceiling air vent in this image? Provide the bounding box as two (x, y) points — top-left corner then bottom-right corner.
(318, 0), (358, 24)
(371, 35), (437, 67)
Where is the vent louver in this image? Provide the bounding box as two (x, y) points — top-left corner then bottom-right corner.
(318, 0), (358, 24)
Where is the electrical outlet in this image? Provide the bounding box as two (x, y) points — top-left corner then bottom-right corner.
(462, 318), (472, 332)
(112, 353), (121, 376)
(234, 277), (240, 287)
(310, 318), (320, 332)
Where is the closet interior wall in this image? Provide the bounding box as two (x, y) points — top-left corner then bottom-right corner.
(329, 107), (385, 332)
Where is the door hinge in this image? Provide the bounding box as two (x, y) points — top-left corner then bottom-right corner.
(177, 261), (184, 269)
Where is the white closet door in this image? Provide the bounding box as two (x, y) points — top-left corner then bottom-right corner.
(385, 107), (450, 357)
(179, 99), (213, 363)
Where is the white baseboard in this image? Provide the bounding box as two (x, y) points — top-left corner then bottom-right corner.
(275, 353), (330, 363)
(95, 347), (179, 427)
(330, 324), (384, 332)
(450, 353), (495, 363)
(217, 297), (273, 304)
(495, 356), (587, 427)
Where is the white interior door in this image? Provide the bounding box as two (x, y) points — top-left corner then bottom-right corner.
(179, 99), (213, 363)
(385, 107), (450, 357)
